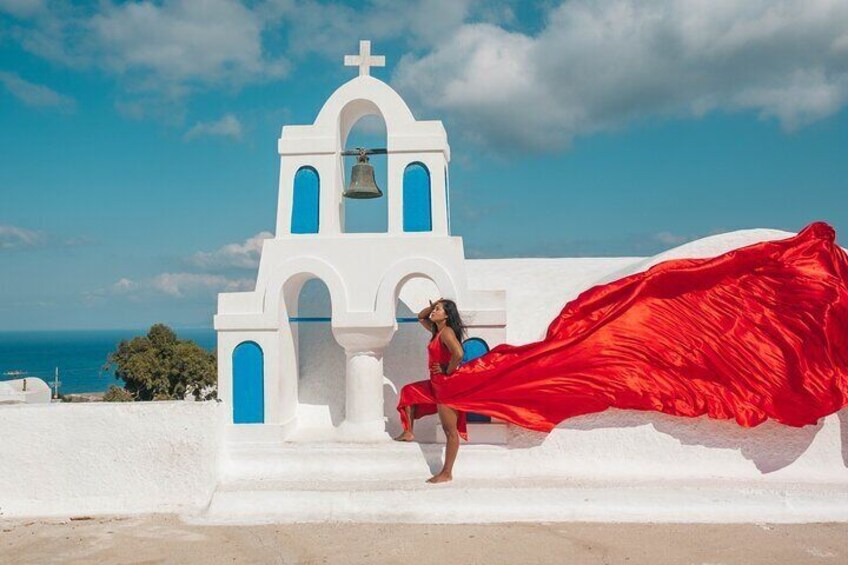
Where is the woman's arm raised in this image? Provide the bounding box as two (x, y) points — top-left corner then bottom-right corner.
(417, 299), (436, 331)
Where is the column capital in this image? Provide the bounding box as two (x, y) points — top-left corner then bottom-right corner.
(332, 325), (395, 353)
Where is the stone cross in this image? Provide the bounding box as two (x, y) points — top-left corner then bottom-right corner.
(344, 40), (385, 77)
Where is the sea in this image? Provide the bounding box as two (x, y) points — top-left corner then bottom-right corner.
(0, 329), (216, 395)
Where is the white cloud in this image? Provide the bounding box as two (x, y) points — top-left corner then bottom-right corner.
(0, 71), (75, 110)
(392, 0), (848, 152)
(89, 0), (288, 87)
(111, 277), (138, 294)
(7, 0), (288, 117)
(0, 225), (94, 250)
(262, 0), (478, 58)
(154, 232), (273, 295)
(150, 273), (254, 297)
(183, 114), (243, 142)
(96, 272), (253, 301)
(87, 232), (269, 303)
(0, 1), (517, 128)
(185, 231), (272, 270)
(10, 0), (848, 150)
(0, 225), (46, 249)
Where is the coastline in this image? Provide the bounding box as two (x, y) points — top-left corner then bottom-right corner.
(0, 328), (216, 396)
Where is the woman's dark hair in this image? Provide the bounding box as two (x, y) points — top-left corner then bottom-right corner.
(432, 299), (466, 342)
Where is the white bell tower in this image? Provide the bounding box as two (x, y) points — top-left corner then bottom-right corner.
(214, 40), (506, 443)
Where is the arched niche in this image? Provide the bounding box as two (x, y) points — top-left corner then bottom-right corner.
(291, 166), (319, 234)
(403, 162), (432, 232)
(288, 277), (346, 428)
(233, 341), (264, 424)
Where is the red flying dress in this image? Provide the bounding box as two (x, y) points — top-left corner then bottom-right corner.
(397, 221), (848, 435)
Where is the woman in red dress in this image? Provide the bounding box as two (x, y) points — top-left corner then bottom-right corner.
(394, 298), (467, 483)
(393, 222), (848, 478)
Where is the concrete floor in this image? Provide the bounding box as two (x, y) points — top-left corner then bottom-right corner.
(2, 514), (846, 564)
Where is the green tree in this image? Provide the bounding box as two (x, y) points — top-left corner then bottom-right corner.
(104, 324), (217, 401)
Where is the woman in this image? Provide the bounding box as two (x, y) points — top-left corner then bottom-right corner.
(395, 298), (467, 483)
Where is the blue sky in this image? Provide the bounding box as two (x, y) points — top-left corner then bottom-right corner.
(1, 0), (847, 331)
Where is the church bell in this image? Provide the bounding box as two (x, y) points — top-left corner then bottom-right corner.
(343, 151), (383, 199)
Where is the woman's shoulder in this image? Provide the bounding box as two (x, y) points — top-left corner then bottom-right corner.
(438, 326), (458, 343)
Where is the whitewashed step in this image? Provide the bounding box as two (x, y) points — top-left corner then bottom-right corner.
(220, 440), (517, 483)
(192, 477), (848, 525)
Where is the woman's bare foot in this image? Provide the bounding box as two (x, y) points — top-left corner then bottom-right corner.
(393, 430), (415, 442)
(426, 472), (452, 483)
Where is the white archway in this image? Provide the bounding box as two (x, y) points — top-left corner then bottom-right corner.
(374, 257), (461, 321)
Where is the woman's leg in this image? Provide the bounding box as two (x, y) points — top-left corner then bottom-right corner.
(393, 405), (415, 441)
(428, 404), (459, 483)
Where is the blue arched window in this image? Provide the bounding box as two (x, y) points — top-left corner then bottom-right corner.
(461, 337), (491, 423)
(291, 166), (319, 234)
(403, 162), (431, 232)
(233, 341), (264, 424)
(461, 337), (490, 365)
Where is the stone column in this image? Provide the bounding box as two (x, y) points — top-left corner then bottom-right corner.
(344, 348), (385, 422)
(332, 325), (395, 441)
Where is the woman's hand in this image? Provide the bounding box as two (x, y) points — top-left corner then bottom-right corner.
(430, 362), (446, 375)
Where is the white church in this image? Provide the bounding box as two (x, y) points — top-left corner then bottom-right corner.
(1, 41), (845, 524)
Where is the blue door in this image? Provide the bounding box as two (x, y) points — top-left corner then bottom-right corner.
(403, 162), (432, 232)
(233, 341), (264, 424)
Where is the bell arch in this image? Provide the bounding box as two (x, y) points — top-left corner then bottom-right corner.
(342, 112), (388, 234)
(314, 77), (416, 147)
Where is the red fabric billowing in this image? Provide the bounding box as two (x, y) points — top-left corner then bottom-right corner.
(397, 221), (848, 435)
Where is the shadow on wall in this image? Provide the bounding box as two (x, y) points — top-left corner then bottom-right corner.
(502, 407), (843, 474)
(297, 322), (346, 426)
(296, 278), (346, 426)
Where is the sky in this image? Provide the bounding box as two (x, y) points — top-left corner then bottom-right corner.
(1, 0), (847, 331)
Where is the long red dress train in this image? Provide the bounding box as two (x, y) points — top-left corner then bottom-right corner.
(397, 221), (848, 436)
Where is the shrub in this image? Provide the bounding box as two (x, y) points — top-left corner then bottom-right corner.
(103, 385), (134, 402)
(104, 324), (217, 401)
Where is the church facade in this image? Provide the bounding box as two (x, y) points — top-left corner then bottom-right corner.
(214, 41), (507, 443)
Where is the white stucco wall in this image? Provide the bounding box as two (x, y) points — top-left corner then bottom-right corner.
(0, 402), (222, 519)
